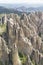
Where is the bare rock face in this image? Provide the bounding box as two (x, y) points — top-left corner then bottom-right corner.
(0, 37), (10, 65)
(7, 18), (22, 65)
(0, 12), (43, 65)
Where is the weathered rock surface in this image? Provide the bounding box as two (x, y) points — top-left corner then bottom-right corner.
(0, 12), (43, 65)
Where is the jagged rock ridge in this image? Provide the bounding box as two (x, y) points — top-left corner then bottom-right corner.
(0, 12), (43, 65)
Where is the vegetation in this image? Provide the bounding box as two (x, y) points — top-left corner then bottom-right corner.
(19, 52), (27, 65)
(32, 60), (36, 65)
(0, 24), (6, 35)
(30, 56), (37, 65)
(0, 61), (3, 65)
(38, 32), (41, 37)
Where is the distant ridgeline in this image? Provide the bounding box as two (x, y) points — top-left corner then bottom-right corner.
(0, 6), (22, 14)
(0, 5), (43, 14)
(0, 6), (34, 14)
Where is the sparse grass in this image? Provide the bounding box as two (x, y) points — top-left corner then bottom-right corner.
(30, 56), (37, 65)
(19, 52), (27, 65)
(0, 14), (4, 18)
(32, 60), (36, 65)
(0, 24), (6, 35)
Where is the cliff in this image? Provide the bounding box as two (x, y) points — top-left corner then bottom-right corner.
(0, 12), (43, 65)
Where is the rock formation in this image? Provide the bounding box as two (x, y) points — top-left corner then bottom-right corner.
(0, 11), (43, 65)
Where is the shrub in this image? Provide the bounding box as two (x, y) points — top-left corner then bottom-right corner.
(19, 52), (27, 65)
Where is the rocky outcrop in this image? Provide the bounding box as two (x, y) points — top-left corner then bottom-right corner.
(0, 37), (10, 65)
(0, 12), (43, 65)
